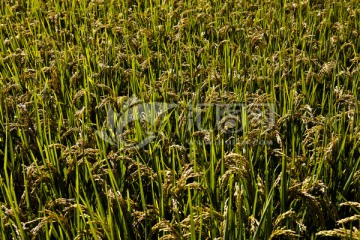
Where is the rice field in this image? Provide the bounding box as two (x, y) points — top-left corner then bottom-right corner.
(0, 0), (360, 239)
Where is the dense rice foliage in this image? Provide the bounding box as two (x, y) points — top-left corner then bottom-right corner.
(0, 0), (360, 239)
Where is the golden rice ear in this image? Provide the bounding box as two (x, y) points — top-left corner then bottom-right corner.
(269, 227), (300, 240)
(151, 219), (181, 240)
(336, 215), (360, 225)
(180, 206), (224, 239)
(171, 164), (203, 197)
(72, 89), (86, 104)
(132, 207), (159, 228)
(332, 202), (360, 226)
(270, 207), (307, 239)
(95, 83), (114, 95)
(316, 227), (360, 238)
(340, 201), (360, 210)
(288, 178), (325, 228)
(248, 215), (259, 235)
(273, 209), (296, 228)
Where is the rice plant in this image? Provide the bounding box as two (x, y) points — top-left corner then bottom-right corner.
(0, 0), (359, 239)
